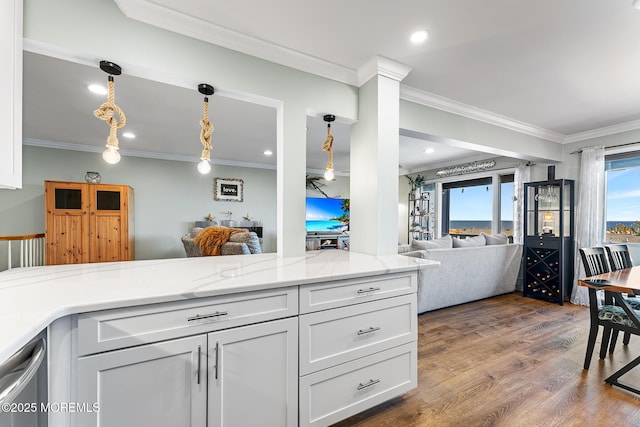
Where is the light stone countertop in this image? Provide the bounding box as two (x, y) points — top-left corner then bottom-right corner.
(0, 250), (438, 365)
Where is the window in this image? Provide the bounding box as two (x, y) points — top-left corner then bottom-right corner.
(440, 173), (514, 238)
(605, 151), (640, 244)
(500, 175), (514, 236)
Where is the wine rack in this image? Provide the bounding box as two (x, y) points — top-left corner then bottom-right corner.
(522, 176), (574, 305)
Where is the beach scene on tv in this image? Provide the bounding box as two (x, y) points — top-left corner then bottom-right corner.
(306, 198), (350, 234)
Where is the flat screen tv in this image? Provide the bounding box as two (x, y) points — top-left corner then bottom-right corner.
(306, 197), (350, 235)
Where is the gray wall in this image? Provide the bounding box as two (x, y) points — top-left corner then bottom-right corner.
(0, 146), (352, 269)
(0, 146), (278, 267)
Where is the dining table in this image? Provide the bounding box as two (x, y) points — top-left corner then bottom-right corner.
(579, 266), (640, 395)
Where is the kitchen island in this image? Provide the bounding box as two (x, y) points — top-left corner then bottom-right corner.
(0, 250), (437, 426)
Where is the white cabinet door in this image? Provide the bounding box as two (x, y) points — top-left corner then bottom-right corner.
(75, 335), (207, 427)
(208, 317), (298, 427)
(0, 0), (22, 189)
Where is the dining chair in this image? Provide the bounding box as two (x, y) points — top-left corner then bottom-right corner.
(605, 244), (634, 270)
(580, 247), (640, 369)
(605, 244), (637, 348)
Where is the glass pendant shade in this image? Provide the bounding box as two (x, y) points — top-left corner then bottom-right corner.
(197, 159), (211, 174)
(324, 168), (335, 181)
(102, 146), (121, 164)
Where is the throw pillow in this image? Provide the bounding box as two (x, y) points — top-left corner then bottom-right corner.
(246, 233), (262, 254)
(452, 234), (486, 248)
(410, 234), (452, 250)
(481, 232), (509, 245)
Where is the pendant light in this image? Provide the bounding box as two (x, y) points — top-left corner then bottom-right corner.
(94, 61), (126, 164)
(322, 114), (336, 181)
(197, 83), (214, 174)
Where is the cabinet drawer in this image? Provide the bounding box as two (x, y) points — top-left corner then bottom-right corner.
(525, 236), (561, 249)
(299, 342), (417, 427)
(299, 294), (416, 375)
(76, 287), (298, 356)
(300, 272), (417, 313)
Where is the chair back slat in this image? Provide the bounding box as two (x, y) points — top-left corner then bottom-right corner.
(605, 244), (633, 271)
(579, 247), (610, 277)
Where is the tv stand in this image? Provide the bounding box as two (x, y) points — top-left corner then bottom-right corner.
(306, 234), (349, 251)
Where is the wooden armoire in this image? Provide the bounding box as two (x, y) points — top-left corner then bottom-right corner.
(44, 180), (134, 265)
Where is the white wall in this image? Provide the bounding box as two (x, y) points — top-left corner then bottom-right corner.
(0, 146), (277, 268)
(400, 100), (562, 163)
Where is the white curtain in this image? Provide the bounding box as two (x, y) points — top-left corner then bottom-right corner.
(571, 146), (605, 305)
(513, 164), (531, 245)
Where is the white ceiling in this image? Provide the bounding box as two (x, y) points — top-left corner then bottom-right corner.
(28, 0), (640, 175)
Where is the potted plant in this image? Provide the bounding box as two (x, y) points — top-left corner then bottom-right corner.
(406, 174), (425, 198)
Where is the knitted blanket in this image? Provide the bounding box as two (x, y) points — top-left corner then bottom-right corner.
(194, 226), (247, 256)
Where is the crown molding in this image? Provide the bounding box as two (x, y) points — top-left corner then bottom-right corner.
(563, 118), (640, 143)
(400, 85), (566, 143)
(357, 56), (412, 85)
(113, 0), (359, 87)
(23, 138), (277, 170)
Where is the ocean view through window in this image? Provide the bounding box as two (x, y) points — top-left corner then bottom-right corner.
(441, 174), (514, 239)
(606, 151), (640, 244)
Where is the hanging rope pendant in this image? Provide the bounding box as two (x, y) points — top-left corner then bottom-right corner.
(197, 84), (215, 174)
(94, 61), (126, 164)
(322, 114), (336, 180)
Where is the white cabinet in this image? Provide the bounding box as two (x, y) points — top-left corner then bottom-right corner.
(75, 334), (207, 427)
(62, 272), (417, 427)
(208, 318), (298, 427)
(0, 0), (22, 189)
(72, 288), (298, 427)
(299, 274), (418, 427)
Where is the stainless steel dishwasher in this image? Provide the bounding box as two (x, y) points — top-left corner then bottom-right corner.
(0, 336), (47, 427)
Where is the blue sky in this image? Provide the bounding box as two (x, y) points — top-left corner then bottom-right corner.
(305, 197), (346, 220)
(449, 183), (514, 221)
(607, 168), (640, 222)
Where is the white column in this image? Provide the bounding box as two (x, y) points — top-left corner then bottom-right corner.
(277, 102), (307, 257)
(0, 0), (22, 189)
(350, 57), (411, 256)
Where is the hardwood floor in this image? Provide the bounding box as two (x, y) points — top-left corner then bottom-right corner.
(333, 292), (640, 427)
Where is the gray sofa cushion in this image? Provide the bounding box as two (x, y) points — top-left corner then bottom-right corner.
(452, 234), (486, 247)
(410, 235), (452, 250)
(221, 242), (251, 255)
(481, 232), (509, 245)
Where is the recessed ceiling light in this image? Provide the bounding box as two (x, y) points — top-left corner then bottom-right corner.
(634, 0), (640, 9)
(122, 132), (136, 139)
(423, 148), (435, 154)
(410, 30), (429, 44)
(263, 150), (273, 156)
(88, 84), (108, 95)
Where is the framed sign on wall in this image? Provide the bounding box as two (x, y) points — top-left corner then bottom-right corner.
(214, 177), (244, 202)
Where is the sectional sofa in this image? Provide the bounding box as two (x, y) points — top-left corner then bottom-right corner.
(399, 234), (523, 313)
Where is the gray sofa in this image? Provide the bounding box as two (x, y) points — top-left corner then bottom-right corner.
(399, 234), (522, 313)
(181, 227), (262, 257)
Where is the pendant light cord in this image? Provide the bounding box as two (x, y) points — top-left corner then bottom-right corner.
(94, 78), (126, 150)
(322, 124), (334, 170)
(200, 98), (213, 160)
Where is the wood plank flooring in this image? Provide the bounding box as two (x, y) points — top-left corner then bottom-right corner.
(333, 292), (640, 427)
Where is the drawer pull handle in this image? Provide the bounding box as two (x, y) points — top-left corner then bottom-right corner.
(357, 287), (381, 294)
(187, 311), (229, 322)
(214, 342), (220, 380)
(357, 326), (381, 335)
(196, 345), (201, 385)
(357, 379), (380, 390)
